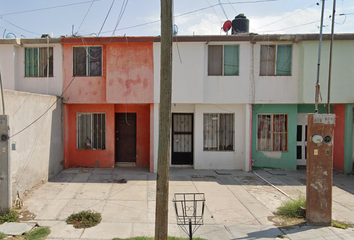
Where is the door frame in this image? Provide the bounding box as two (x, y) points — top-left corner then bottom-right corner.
(115, 113), (137, 163)
(297, 113), (308, 166)
(171, 113), (194, 165)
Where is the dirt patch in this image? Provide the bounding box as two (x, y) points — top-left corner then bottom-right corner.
(268, 215), (306, 227)
(18, 210), (36, 221)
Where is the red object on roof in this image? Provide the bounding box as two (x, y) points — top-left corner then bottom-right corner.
(223, 20), (232, 32)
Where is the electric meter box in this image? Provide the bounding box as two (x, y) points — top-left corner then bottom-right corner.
(306, 113), (335, 226)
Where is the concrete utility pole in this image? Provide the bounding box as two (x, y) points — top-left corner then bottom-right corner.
(154, 0), (173, 239)
(0, 70), (11, 214)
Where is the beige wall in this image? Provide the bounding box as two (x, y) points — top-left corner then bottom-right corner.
(1, 90), (63, 200)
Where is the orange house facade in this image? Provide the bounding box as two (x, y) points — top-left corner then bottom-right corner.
(62, 37), (154, 171)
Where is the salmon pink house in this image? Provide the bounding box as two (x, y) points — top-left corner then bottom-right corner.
(62, 37), (154, 171)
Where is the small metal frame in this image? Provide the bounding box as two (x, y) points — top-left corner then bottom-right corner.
(173, 193), (205, 240)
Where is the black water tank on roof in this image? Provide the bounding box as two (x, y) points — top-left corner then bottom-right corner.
(231, 14), (249, 34)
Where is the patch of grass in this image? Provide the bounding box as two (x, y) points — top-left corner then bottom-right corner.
(332, 220), (352, 229)
(66, 210), (101, 228)
(24, 227), (51, 240)
(0, 232), (6, 239)
(277, 235), (285, 239)
(0, 210), (18, 223)
(276, 196), (306, 219)
(113, 237), (206, 240)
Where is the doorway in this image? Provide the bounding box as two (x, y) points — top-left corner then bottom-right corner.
(297, 113), (308, 166)
(172, 113), (193, 165)
(115, 113), (136, 163)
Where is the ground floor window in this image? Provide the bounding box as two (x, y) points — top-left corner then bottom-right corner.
(77, 113), (106, 150)
(203, 113), (234, 151)
(257, 114), (288, 151)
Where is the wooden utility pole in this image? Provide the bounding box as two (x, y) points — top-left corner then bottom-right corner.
(154, 0), (173, 239)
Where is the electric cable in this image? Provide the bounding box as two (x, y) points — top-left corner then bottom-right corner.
(218, 0), (229, 19)
(255, 1), (320, 31)
(76, 0), (96, 35)
(0, 18), (39, 36)
(9, 0), (124, 139)
(0, 0), (101, 17)
(101, 0), (282, 34)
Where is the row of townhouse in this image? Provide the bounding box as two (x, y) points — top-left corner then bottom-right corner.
(0, 34), (353, 174)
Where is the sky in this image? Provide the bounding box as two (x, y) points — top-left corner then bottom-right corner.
(0, 0), (353, 38)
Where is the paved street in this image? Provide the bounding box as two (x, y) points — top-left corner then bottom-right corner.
(11, 167), (354, 239)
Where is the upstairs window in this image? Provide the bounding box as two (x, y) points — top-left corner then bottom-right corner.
(73, 46), (102, 76)
(25, 47), (53, 77)
(260, 44), (292, 76)
(203, 113), (234, 151)
(77, 113), (106, 150)
(257, 114), (288, 152)
(208, 45), (239, 76)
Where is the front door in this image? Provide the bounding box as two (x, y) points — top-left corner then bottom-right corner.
(115, 113), (136, 163)
(172, 113), (193, 165)
(297, 113), (308, 166)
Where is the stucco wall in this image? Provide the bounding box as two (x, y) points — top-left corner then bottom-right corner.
(253, 42), (299, 103)
(0, 42), (63, 96)
(252, 104), (297, 170)
(0, 45), (16, 90)
(298, 40), (354, 104)
(153, 103), (248, 171)
(2, 90), (63, 200)
(62, 42), (154, 104)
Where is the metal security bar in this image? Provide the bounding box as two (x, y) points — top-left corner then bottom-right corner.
(173, 193), (205, 240)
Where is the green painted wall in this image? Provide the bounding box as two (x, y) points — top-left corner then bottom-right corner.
(297, 104), (332, 114)
(344, 104), (353, 173)
(252, 104), (297, 170)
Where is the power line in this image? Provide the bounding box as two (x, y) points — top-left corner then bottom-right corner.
(101, 0), (282, 34)
(218, 0), (229, 19)
(112, 0), (130, 35)
(255, 1), (320, 30)
(0, 0), (101, 17)
(76, 0), (96, 35)
(97, 0), (116, 36)
(0, 18), (39, 36)
(261, 19), (321, 32)
(9, 0), (126, 139)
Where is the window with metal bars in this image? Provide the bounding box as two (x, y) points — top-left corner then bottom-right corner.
(203, 113), (234, 151)
(208, 45), (239, 76)
(73, 46), (102, 76)
(24, 47), (53, 77)
(77, 113), (106, 150)
(260, 44), (292, 76)
(257, 114), (288, 151)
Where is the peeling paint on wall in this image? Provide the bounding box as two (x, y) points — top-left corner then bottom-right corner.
(263, 151), (282, 159)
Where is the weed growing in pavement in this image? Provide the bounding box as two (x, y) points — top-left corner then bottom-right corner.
(23, 226), (51, 240)
(0, 232), (6, 239)
(0, 210), (18, 223)
(66, 210), (101, 228)
(276, 196), (306, 219)
(332, 220), (353, 229)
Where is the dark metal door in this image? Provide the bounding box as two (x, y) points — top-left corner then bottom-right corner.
(172, 113), (193, 165)
(115, 113), (136, 163)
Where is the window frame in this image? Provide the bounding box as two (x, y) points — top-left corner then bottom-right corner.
(256, 113), (289, 152)
(77, 113), (106, 150)
(24, 47), (54, 77)
(72, 46), (103, 77)
(260, 44), (292, 76)
(203, 113), (235, 151)
(208, 45), (240, 76)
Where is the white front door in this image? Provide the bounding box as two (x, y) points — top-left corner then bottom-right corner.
(297, 114), (308, 166)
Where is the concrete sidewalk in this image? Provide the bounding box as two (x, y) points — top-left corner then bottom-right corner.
(8, 167), (354, 239)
